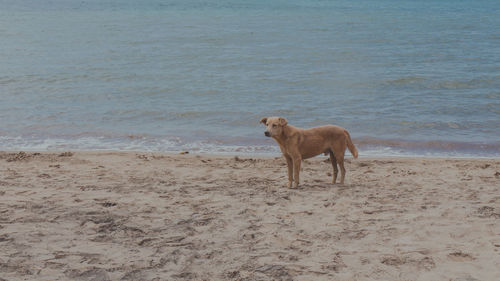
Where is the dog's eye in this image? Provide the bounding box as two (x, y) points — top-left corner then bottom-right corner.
(272, 124), (277, 128)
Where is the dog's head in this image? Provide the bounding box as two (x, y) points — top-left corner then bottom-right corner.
(260, 117), (288, 137)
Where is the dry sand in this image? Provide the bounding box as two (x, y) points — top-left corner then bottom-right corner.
(0, 151), (499, 281)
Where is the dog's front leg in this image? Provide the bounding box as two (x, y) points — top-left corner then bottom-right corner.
(285, 155), (294, 188)
(292, 156), (302, 188)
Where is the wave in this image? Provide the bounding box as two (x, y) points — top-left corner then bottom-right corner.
(383, 77), (499, 90)
(356, 137), (500, 158)
(0, 134), (279, 155)
(0, 134), (498, 158)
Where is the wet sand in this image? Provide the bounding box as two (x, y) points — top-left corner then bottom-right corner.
(0, 151), (499, 280)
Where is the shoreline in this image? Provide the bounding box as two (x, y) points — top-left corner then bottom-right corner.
(1, 151), (499, 280)
(1, 134), (499, 159)
(1, 149), (499, 160)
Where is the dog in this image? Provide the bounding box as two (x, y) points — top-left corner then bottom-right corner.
(261, 117), (358, 188)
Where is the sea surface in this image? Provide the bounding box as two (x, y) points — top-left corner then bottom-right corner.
(1, 0), (499, 157)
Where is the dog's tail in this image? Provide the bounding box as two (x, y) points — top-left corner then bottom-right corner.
(344, 130), (358, 159)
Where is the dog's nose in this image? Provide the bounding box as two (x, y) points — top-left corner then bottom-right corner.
(264, 131), (271, 137)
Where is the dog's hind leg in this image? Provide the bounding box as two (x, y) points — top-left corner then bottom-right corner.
(336, 152), (346, 184)
(329, 150), (338, 184)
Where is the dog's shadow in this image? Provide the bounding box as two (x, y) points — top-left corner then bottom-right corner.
(265, 182), (353, 194)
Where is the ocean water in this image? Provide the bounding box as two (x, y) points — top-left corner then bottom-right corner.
(1, 0), (499, 157)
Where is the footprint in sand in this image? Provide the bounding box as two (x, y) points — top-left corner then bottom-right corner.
(448, 251), (475, 262)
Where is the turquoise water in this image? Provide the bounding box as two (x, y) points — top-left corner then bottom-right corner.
(1, 0), (499, 156)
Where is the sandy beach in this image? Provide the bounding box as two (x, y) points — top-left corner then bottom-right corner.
(0, 151), (499, 280)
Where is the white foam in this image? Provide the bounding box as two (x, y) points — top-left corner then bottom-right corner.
(0, 135), (497, 159)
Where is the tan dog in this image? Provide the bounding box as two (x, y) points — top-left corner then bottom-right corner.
(261, 117), (358, 188)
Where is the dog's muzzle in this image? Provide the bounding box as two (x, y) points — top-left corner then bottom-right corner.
(264, 131), (271, 137)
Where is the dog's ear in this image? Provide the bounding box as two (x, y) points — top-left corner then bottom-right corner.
(278, 117), (288, 126)
(260, 117), (268, 125)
